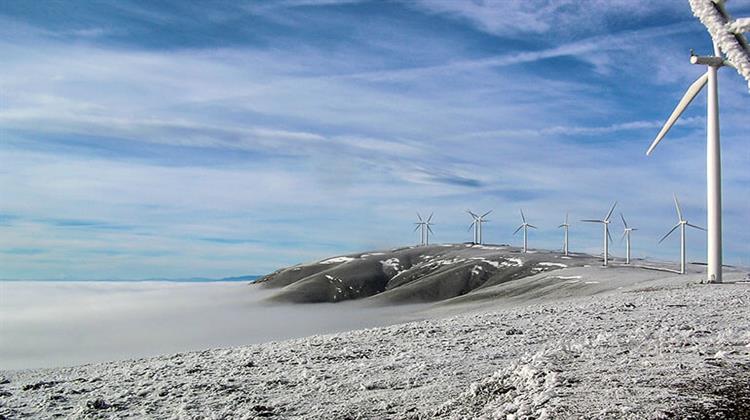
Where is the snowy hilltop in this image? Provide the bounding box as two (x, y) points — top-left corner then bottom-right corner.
(255, 243), (718, 307)
(256, 244), (602, 304)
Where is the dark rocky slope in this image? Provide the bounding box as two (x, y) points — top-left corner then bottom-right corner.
(255, 244), (602, 304)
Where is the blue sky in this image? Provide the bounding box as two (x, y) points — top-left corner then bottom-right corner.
(1, 0), (748, 279)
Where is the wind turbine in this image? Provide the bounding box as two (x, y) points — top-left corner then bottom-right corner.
(467, 210), (491, 245)
(582, 202), (617, 266)
(645, 0), (750, 283)
(513, 209), (536, 253)
(658, 194), (705, 274)
(620, 213), (637, 265)
(414, 213), (434, 246)
(558, 212), (570, 256)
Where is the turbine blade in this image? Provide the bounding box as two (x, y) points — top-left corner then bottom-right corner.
(427, 212), (433, 223)
(687, 223), (706, 231)
(528, 224), (538, 229)
(646, 72), (709, 156)
(413, 224), (421, 232)
(673, 193), (684, 222)
(427, 225), (434, 234)
(607, 228), (613, 243)
(658, 224), (680, 244)
(520, 209), (526, 223)
(467, 222), (475, 232)
(621, 231), (627, 242)
(417, 212), (423, 222)
(558, 224), (565, 228)
(620, 212), (628, 228)
(581, 219), (603, 223)
(604, 201), (617, 222)
(513, 225), (523, 235)
(466, 210), (478, 218)
(565, 212), (569, 225)
(482, 210), (493, 218)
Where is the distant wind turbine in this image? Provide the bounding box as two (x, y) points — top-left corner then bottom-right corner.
(467, 210), (491, 245)
(658, 194), (705, 274)
(414, 213), (434, 246)
(558, 212), (570, 256)
(620, 213), (637, 265)
(645, 0), (750, 283)
(513, 209), (536, 253)
(582, 202), (617, 266)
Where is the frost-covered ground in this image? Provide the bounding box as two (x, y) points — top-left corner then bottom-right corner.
(2, 269), (749, 419)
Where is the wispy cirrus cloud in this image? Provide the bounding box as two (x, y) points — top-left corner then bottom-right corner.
(0, 1), (748, 279)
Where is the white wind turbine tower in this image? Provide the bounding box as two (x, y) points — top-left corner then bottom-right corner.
(658, 194), (705, 274)
(413, 213), (434, 246)
(620, 213), (637, 265)
(646, 0), (750, 283)
(467, 210), (491, 245)
(513, 209), (537, 253)
(558, 212), (570, 256)
(582, 202), (617, 266)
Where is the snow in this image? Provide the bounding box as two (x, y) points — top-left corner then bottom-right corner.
(556, 275), (582, 280)
(690, 0), (750, 91)
(379, 258), (402, 272)
(506, 258), (523, 267)
(319, 256), (356, 264)
(4, 282), (749, 418)
(538, 262), (567, 268)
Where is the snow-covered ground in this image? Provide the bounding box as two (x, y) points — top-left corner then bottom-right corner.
(2, 271), (749, 419)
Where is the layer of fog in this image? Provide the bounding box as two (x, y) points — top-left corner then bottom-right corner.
(0, 281), (427, 370)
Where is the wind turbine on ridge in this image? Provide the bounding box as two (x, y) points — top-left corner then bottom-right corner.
(513, 209), (536, 253)
(414, 213), (434, 246)
(582, 202), (617, 266)
(645, 0), (750, 283)
(558, 212), (571, 256)
(467, 210), (491, 245)
(658, 194), (705, 274)
(620, 213), (637, 265)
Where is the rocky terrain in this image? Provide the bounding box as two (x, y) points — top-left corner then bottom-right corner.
(256, 244), (603, 304)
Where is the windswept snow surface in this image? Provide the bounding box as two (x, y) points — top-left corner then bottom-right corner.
(318, 256), (356, 265)
(3, 278), (749, 419)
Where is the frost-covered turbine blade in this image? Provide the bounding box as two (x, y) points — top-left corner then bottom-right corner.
(673, 194), (684, 222)
(646, 73), (708, 156)
(659, 224), (681, 243)
(467, 222), (475, 232)
(413, 224), (421, 232)
(481, 210), (493, 218)
(528, 224), (538, 229)
(729, 17), (750, 34)
(427, 213), (433, 223)
(513, 225), (523, 235)
(427, 225), (434, 234)
(604, 202), (618, 222)
(520, 209), (526, 223)
(620, 213), (628, 228)
(466, 209), (478, 218)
